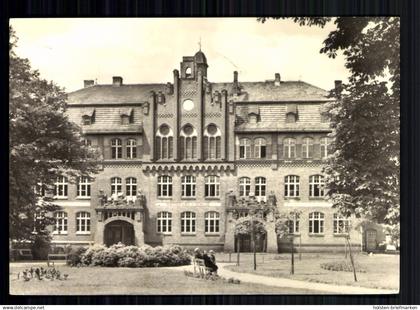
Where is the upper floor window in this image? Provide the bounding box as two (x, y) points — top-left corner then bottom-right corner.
(76, 212), (91, 234)
(283, 138), (296, 159)
(53, 211), (68, 234)
(205, 211), (220, 234)
(254, 138), (267, 159)
(239, 177), (251, 197)
(156, 125), (173, 160)
(158, 175), (172, 198)
(309, 175), (325, 197)
(111, 138), (122, 159)
(181, 175), (196, 198)
(126, 177), (137, 197)
(286, 104), (298, 123)
(204, 124), (221, 160)
(284, 175), (299, 198)
(255, 177), (266, 199)
(309, 212), (325, 234)
(126, 139), (137, 159)
(77, 176), (91, 198)
(320, 137), (331, 159)
(180, 124), (197, 160)
(239, 138), (251, 159)
(54, 176), (68, 199)
(302, 137), (314, 159)
(181, 211), (196, 233)
(111, 177), (122, 195)
(286, 214), (300, 234)
(333, 213), (350, 234)
(157, 211), (172, 233)
(205, 175), (220, 198)
(35, 182), (46, 197)
(120, 108), (133, 125)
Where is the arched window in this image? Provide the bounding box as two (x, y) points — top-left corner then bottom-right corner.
(254, 138), (267, 159)
(302, 137), (314, 159)
(180, 124), (197, 159)
(204, 124), (221, 160)
(181, 175), (196, 197)
(76, 212), (91, 234)
(54, 211), (68, 234)
(126, 139), (137, 159)
(284, 175), (300, 197)
(239, 138), (251, 159)
(239, 177), (251, 197)
(286, 213), (300, 234)
(126, 177), (137, 197)
(54, 176), (68, 199)
(284, 138), (296, 159)
(111, 177), (122, 195)
(181, 211), (196, 233)
(309, 175), (325, 197)
(320, 137), (330, 159)
(157, 175), (172, 198)
(205, 211), (220, 234)
(157, 211), (172, 233)
(333, 213), (350, 234)
(77, 176), (91, 198)
(205, 175), (220, 197)
(156, 125), (173, 159)
(255, 177), (266, 199)
(309, 212), (325, 234)
(111, 138), (122, 159)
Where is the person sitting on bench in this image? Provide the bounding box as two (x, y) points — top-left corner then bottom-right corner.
(203, 250), (218, 275)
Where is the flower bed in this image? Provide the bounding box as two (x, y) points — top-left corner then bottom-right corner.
(68, 243), (191, 268)
(320, 260), (366, 273)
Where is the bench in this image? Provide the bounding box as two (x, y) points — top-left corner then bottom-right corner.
(47, 253), (68, 266)
(193, 258), (212, 278)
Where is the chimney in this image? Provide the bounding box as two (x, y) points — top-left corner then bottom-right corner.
(112, 76), (123, 87)
(274, 73), (281, 86)
(84, 80), (95, 88)
(233, 71), (240, 95)
(335, 80), (343, 98)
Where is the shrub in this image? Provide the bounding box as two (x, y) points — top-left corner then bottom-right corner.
(320, 261), (366, 273)
(79, 243), (192, 268)
(67, 246), (87, 267)
(31, 236), (51, 260)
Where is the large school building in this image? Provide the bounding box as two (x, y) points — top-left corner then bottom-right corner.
(49, 50), (384, 252)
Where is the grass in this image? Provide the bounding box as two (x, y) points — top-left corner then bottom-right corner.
(222, 252), (399, 290)
(9, 263), (322, 295)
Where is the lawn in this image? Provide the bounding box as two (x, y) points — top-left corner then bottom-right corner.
(9, 263), (322, 295)
(222, 252), (399, 290)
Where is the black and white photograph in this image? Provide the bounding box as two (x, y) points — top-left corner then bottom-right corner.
(9, 17), (400, 296)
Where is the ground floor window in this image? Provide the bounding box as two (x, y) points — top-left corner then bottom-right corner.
(309, 212), (324, 234)
(333, 213), (350, 234)
(76, 212), (91, 233)
(205, 211), (220, 234)
(157, 211), (172, 233)
(181, 211), (196, 234)
(286, 214), (300, 234)
(54, 211), (68, 234)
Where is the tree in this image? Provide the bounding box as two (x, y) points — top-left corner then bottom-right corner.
(259, 17), (400, 228)
(9, 26), (100, 243)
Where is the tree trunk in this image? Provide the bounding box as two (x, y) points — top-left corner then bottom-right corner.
(236, 236), (240, 266)
(346, 236), (357, 282)
(290, 236), (294, 275)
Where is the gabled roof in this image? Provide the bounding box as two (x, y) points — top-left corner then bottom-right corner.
(67, 80), (330, 105)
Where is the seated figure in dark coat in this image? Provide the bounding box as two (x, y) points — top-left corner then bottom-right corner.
(203, 250), (218, 274)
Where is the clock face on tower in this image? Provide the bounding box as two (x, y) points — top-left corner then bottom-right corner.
(182, 99), (194, 111)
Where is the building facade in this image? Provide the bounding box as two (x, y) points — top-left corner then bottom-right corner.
(49, 50), (378, 252)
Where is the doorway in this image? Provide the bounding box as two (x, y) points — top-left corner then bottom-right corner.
(104, 220), (135, 246)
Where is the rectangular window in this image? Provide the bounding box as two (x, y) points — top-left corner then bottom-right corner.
(76, 212), (91, 233)
(157, 212), (172, 233)
(77, 177), (91, 198)
(333, 214), (350, 234)
(309, 212), (324, 234)
(182, 176), (196, 198)
(205, 212), (220, 234)
(181, 212), (196, 233)
(55, 177), (68, 199)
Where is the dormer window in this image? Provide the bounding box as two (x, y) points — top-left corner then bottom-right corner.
(286, 104), (298, 123)
(120, 108), (133, 125)
(82, 109), (95, 125)
(248, 106), (259, 124)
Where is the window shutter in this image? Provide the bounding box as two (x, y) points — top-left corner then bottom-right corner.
(179, 137), (185, 159)
(103, 138), (111, 159)
(296, 144), (302, 159)
(278, 143), (283, 159)
(203, 136), (209, 159)
(266, 139), (272, 159)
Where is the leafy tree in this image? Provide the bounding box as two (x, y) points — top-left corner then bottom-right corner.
(9, 26), (99, 243)
(259, 18), (400, 230)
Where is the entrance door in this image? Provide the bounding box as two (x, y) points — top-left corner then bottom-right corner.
(104, 220), (135, 246)
(366, 229), (377, 251)
(234, 234), (266, 252)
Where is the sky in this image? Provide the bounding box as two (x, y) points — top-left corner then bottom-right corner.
(10, 18), (348, 93)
